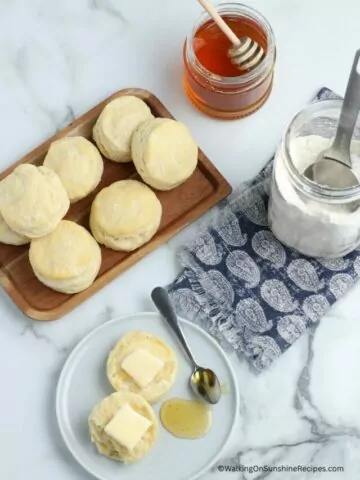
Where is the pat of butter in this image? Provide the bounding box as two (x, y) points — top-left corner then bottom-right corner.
(104, 403), (152, 451)
(121, 348), (164, 389)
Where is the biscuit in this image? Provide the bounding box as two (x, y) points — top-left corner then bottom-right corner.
(0, 164), (69, 238)
(132, 118), (198, 190)
(29, 220), (101, 294)
(43, 136), (103, 203)
(0, 214), (29, 246)
(88, 392), (158, 463)
(107, 331), (178, 404)
(90, 180), (162, 251)
(93, 96), (154, 162)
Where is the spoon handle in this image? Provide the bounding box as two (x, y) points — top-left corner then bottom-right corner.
(197, 0), (241, 47)
(331, 50), (360, 166)
(151, 287), (198, 369)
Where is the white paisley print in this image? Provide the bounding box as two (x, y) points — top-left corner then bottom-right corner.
(252, 230), (286, 268)
(317, 257), (350, 271)
(287, 259), (324, 292)
(277, 315), (307, 343)
(238, 190), (268, 226)
(302, 295), (330, 323)
(226, 251), (260, 288)
(354, 257), (360, 276)
(194, 232), (222, 266)
(167, 87), (359, 371)
(198, 270), (235, 307)
(216, 208), (248, 247)
(236, 298), (272, 333)
(329, 273), (354, 299)
(260, 279), (297, 312)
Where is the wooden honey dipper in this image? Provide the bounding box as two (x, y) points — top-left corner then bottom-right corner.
(197, 0), (265, 71)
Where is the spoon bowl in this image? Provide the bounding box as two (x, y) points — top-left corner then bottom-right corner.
(305, 156), (359, 189)
(191, 367), (221, 405)
(151, 287), (222, 405)
(304, 50), (360, 188)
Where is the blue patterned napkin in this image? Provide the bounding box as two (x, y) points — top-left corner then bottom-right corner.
(167, 87), (360, 370)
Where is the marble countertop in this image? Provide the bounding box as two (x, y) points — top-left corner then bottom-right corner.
(2, 0), (360, 479)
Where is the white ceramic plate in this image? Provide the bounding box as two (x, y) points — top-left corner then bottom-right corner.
(56, 312), (239, 480)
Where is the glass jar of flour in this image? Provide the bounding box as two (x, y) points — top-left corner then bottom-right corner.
(268, 99), (360, 258)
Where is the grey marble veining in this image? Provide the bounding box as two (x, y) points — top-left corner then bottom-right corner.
(1, 0), (360, 479)
(89, 0), (129, 23)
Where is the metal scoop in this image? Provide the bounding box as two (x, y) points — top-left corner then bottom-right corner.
(151, 287), (221, 405)
(304, 50), (360, 188)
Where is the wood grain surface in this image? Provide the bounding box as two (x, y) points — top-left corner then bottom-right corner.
(0, 88), (232, 321)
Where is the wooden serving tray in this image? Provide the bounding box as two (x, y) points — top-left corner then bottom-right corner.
(0, 88), (232, 321)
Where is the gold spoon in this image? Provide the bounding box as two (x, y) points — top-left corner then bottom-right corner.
(197, 0), (265, 71)
(151, 287), (222, 405)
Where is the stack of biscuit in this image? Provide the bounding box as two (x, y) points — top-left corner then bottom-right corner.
(0, 95), (199, 294)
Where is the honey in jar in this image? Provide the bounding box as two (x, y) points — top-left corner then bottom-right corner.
(183, 2), (276, 119)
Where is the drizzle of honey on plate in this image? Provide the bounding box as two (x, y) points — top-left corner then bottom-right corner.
(221, 383), (230, 395)
(160, 398), (212, 439)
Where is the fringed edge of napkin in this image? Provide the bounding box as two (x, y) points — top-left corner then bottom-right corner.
(172, 179), (277, 369)
(167, 86), (340, 370)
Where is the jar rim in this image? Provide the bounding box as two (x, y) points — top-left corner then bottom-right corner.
(283, 99), (360, 203)
(185, 2), (276, 88)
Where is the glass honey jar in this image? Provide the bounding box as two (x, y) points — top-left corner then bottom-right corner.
(183, 2), (276, 119)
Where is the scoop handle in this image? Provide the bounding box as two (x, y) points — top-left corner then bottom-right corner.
(151, 287), (198, 369)
(331, 49), (360, 166)
(197, 0), (240, 46)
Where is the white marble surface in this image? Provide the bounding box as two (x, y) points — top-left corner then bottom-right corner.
(1, 0), (360, 479)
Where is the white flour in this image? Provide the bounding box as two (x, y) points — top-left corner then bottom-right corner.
(269, 135), (360, 258)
